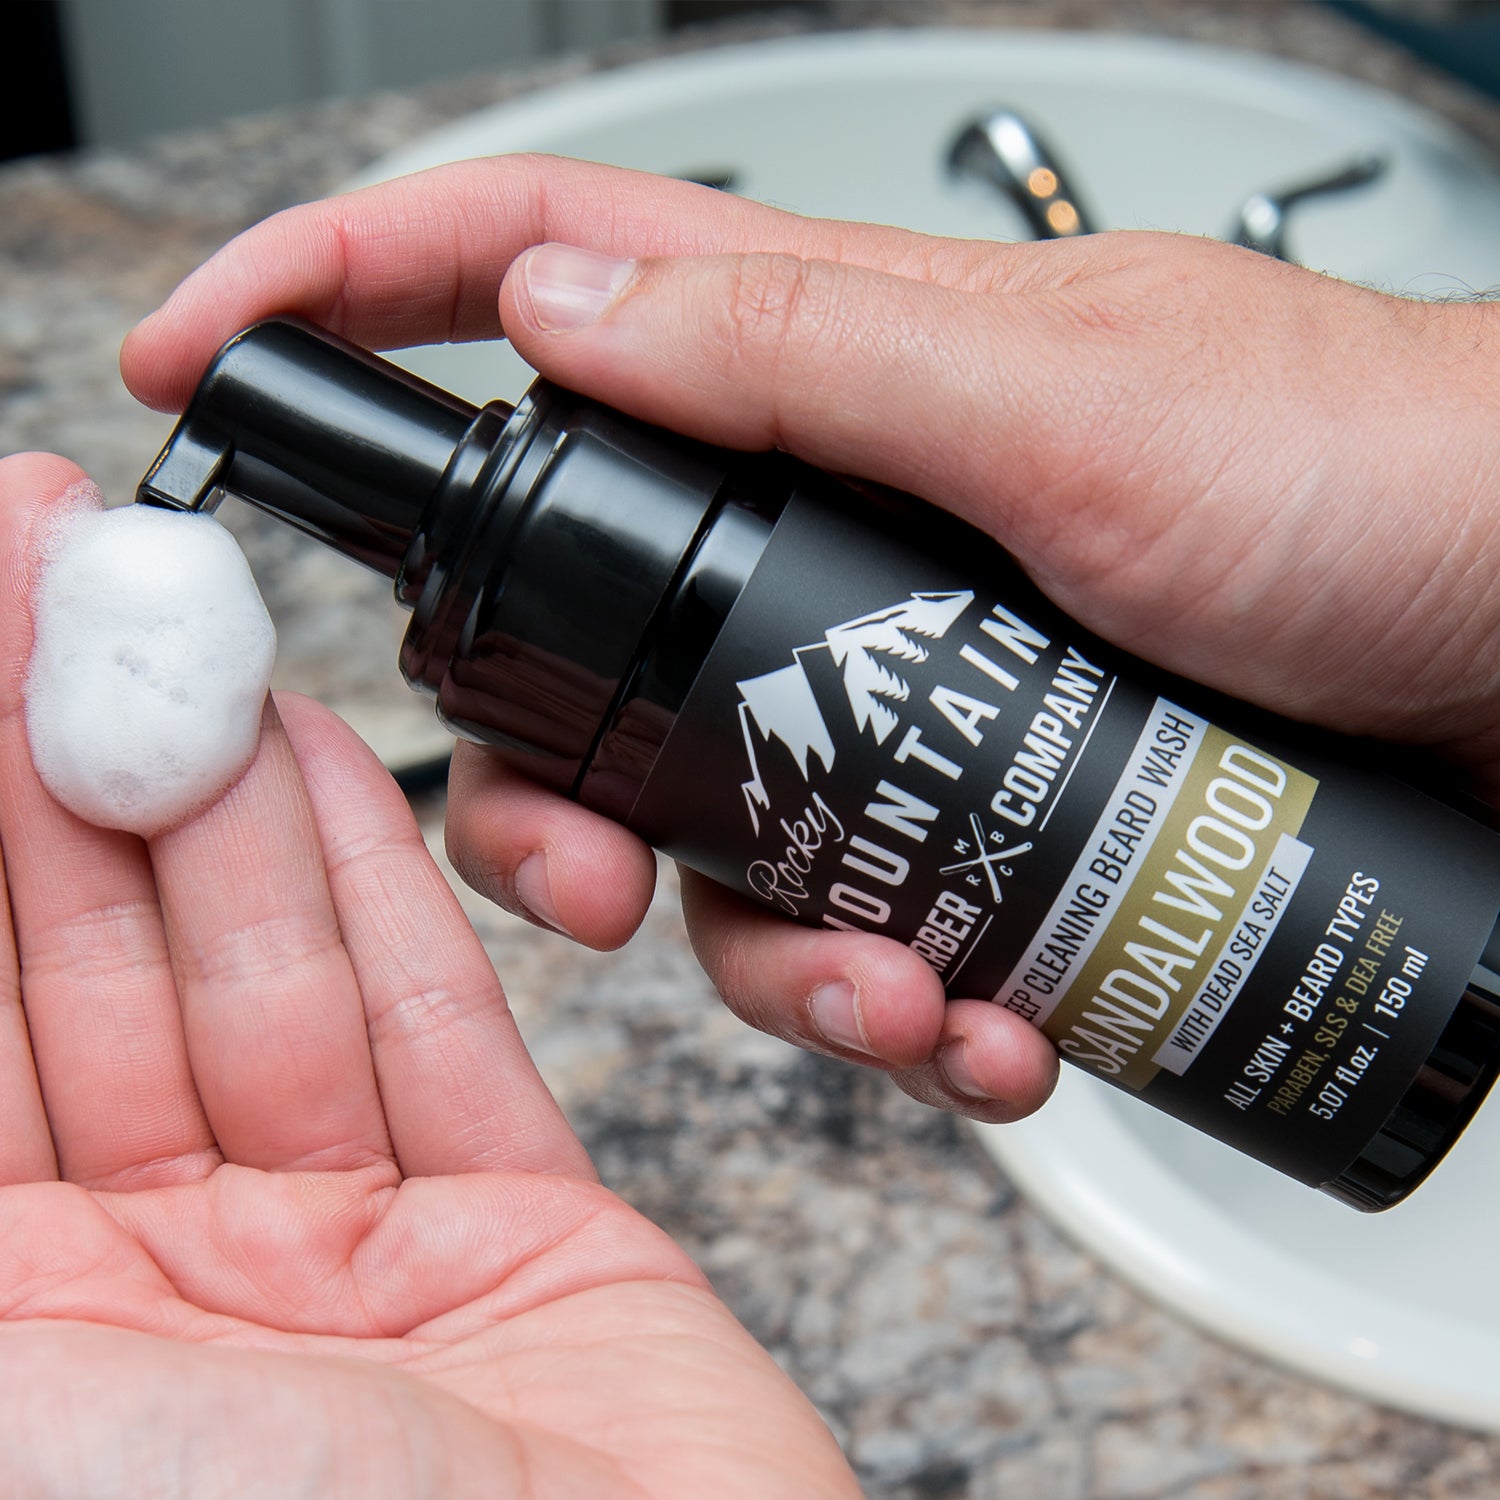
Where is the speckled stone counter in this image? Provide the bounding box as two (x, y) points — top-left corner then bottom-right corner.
(8, 4), (1500, 1496)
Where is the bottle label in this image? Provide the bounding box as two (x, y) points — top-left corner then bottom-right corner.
(627, 485), (1500, 1187)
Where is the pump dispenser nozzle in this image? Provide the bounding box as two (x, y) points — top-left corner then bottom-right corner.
(139, 317), (742, 801)
(137, 319), (485, 577)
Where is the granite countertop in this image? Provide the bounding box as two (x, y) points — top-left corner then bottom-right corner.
(8, 3), (1500, 1496)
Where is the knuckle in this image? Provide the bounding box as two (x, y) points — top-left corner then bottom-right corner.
(443, 825), (508, 907)
(721, 252), (832, 374)
(704, 922), (763, 1023)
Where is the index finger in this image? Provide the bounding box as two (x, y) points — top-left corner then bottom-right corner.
(0, 454), (217, 1191)
(120, 154), (1028, 413)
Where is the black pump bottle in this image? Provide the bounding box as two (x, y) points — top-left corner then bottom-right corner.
(139, 317), (1500, 1211)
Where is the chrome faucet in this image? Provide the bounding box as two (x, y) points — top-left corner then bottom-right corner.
(946, 108), (1096, 239)
(947, 106), (1387, 265)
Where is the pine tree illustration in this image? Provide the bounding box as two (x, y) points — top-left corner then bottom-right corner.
(823, 592), (972, 743)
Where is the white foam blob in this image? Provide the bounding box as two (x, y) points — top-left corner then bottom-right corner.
(25, 503), (277, 837)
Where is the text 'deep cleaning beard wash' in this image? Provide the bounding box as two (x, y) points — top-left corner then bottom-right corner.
(137, 318), (1500, 1210)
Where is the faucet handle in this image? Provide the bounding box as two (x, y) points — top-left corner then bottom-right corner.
(1229, 152), (1389, 261)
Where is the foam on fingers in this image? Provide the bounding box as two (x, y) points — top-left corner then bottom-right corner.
(24, 503), (277, 837)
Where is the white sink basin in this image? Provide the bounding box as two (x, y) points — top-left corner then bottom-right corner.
(351, 27), (1500, 402)
(348, 29), (1500, 1427)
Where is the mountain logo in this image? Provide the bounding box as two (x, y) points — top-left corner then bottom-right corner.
(735, 591), (974, 833)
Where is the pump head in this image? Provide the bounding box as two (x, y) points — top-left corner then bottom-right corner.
(136, 319), (489, 578)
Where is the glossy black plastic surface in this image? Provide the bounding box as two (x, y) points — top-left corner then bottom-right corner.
(138, 318), (477, 577)
(397, 382), (740, 797)
(578, 465), (792, 821)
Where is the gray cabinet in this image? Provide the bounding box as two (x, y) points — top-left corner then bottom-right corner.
(57, 0), (662, 147)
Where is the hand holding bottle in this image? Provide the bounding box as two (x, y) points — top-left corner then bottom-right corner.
(122, 155), (1500, 1124)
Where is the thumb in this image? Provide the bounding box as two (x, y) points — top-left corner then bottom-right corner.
(498, 241), (1078, 551)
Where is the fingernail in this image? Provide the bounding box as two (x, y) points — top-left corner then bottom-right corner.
(810, 980), (871, 1056)
(515, 851), (572, 937)
(940, 1040), (993, 1100)
(520, 244), (636, 331)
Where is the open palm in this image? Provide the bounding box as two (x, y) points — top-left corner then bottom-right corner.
(0, 453), (859, 1497)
